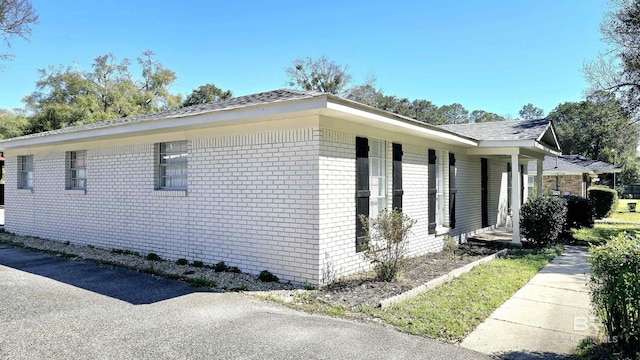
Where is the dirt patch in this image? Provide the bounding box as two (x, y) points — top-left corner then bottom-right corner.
(283, 243), (503, 310)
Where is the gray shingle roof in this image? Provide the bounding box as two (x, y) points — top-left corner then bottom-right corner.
(1, 89), (325, 143)
(439, 118), (550, 141)
(527, 155), (621, 174)
(561, 154), (621, 173)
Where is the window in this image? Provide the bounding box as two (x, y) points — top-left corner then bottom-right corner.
(18, 155), (33, 189)
(428, 149), (456, 234)
(157, 141), (188, 189)
(369, 139), (387, 217)
(67, 151), (87, 189)
(355, 137), (391, 252)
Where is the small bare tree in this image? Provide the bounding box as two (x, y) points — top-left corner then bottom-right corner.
(285, 56), (352, 95)
(359, 209), (416, 281)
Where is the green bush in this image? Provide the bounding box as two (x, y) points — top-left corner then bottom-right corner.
(588, 187), (618, 219)
(213, 261), (229, 272)
(588, 232), (640, 358)
(191, 260), (204, 268)
(258, 270), (279, 282)
(175, 258), (189, 265)
(562, 195), (595, 233)
(145, 253), (162, 261)
(359, 209), (416, 281)
(520, 196), (567, 247)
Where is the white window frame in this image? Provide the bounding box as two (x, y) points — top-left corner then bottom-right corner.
(157, 141), (188, 190)
(67, 150), (87, 190)
(18, 155), (34, 189)
(369, 139), (387, 217)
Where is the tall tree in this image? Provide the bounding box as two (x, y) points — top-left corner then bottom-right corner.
(548, 91), (640, 184)
(285, 56), (352, 94)
(0, 108), (28, 138)
(439, 103), (469, 124)
(23, 52), (181, 133)
(137, 50), (182, 111)
(0, 0), (38, 62)
(518, 103), (545, 119)
(411, 99), (447, 125)
(182, 83), (233, 107)
(470, 109), (505, 123)
(584, 0), (640, 114)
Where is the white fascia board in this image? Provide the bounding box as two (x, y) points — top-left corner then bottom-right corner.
(0, 97), (329, 150)
(537, 122), (561, 150)
(544, 170), (593, 176)
(325, 101), (477, 146)
(475, 140), (560, 156)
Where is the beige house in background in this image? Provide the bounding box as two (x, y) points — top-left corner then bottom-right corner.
(528, 155), (621, 197)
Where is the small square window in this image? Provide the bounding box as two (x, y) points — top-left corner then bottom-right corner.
(18, 155), (34, 189)
(157, 141), (188, 189)
(66, 151), (87, 190)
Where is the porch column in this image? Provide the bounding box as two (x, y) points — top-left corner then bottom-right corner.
(536, 159), (543, 196)
(511, 154), (521, 244)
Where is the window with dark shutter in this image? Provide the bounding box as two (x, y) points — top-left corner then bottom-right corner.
(428, 149), (436, 234)
(392, 143), (403, 211)
(449, 152), (456, 229)
(355, 137), (370, 252)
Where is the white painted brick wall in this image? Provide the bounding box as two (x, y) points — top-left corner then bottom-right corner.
(5, 128), (321, 284)
(4, 123), (517, 285)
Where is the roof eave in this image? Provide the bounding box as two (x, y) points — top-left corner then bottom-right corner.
(325, 96), (478, 146)
(0, 96), (330, 151)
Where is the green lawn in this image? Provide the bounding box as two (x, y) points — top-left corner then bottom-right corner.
(572, 199), (640, 244)
(366, 249), (561, 343)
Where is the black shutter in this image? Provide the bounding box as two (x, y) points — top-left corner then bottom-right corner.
(355, 137), (369, 252)
(428, 149), (437, 234)
(520, 164), (525, 205)
(449, 152), (456, 229)
(392, 143), (403, 211)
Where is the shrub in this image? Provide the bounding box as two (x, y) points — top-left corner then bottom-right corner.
(588, 232), (640, 358)
(562, 195), (595, 233)
(191, 260), (204, 268)
(258, 270), (279, 282)
(229, 266), (241, 273)
(145, 253), (162, 261)
(588, 187), (618, 219)
(213, 261), (229, 272)
(442, 235), (458, 258)
(520, 195), (567, 248)
(175, 258), (189, 265)
(359, 209), (416, 281)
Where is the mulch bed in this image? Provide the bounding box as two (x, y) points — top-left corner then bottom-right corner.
(298, 243), (504, 310)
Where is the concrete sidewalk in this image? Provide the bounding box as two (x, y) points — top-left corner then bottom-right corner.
(461, 246), (597, 358)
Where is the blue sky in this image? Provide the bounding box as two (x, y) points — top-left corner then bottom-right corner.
(0, 0), (609, 117)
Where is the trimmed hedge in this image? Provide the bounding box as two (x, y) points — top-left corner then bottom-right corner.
(520, 195), (567, 247)
(588, 232), (640, 357)
(588, 187), (618, 219)
(562, 195), (595, 232)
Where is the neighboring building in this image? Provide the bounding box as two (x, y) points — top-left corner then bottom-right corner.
(527, 155), (622, 197)
(0, 90), (561, 284)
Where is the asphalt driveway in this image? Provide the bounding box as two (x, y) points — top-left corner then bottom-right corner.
(0, 244), (488, 360)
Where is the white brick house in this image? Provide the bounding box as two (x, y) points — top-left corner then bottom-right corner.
(0, 89), (561, 284)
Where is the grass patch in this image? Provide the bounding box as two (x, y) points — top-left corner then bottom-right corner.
(607, 199), (640, 223)
(366, 249), (560, 343)
(572, 223), (640, 245)
(187, 277), (217, 288)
